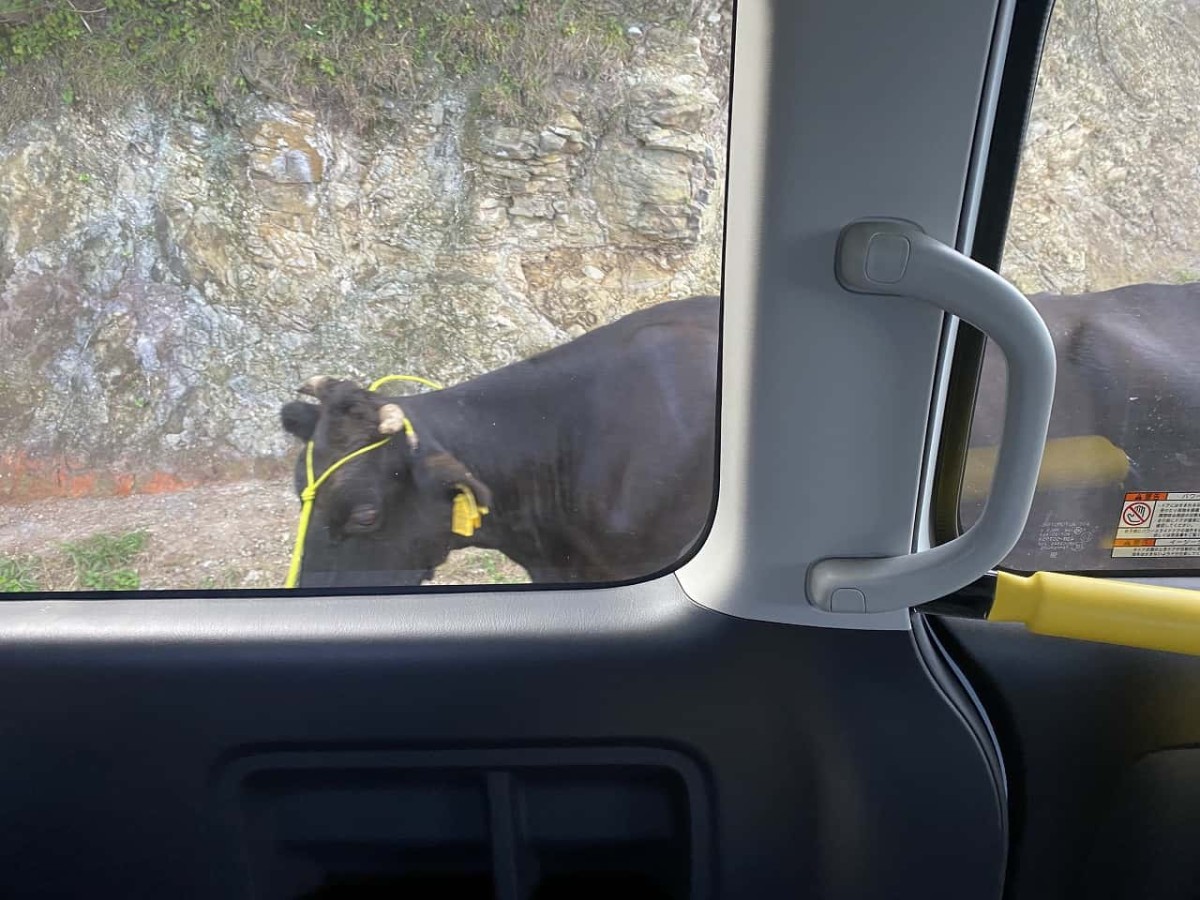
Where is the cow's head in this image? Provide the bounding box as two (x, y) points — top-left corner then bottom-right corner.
(279, 376), (493, 588)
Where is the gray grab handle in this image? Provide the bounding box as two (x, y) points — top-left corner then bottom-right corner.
(808, 220), (1056, 614)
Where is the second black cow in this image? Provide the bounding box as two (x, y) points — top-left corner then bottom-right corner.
(965, 280), (1200, 569)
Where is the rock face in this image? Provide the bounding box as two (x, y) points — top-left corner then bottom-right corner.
(6, 0), (1189, 503)
(0, 18), (731, 500)
(1003, 0), (1200, 293)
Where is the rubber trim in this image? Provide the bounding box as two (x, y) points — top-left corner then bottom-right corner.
(932, 0), (1056, 545)
(911, 612), (1009, 850)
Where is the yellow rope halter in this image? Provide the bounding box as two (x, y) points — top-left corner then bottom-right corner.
(284, 374), (489, 589)
(369, 374), (444, 392)
(284, 439), (390, 588)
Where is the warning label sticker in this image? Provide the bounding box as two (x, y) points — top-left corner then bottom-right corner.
(1112, 492), (1200, 558)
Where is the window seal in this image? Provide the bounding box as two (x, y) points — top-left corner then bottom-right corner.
(932, 0), (1056, 556)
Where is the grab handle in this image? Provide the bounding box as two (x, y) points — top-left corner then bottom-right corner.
(809, 220), (1056, 614)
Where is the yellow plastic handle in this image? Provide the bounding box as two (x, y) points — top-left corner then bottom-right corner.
(962, 435), (1130, 502)
(990, 570), (1200, 656)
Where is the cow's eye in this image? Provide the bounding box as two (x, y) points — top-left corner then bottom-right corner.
(346, 504), (380, 532)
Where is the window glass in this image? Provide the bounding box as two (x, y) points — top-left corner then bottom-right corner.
(962, 0), (1200, 571)
(0, 1), (733, 593)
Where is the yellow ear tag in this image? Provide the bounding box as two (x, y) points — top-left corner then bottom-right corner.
(451, 486), (488, 537)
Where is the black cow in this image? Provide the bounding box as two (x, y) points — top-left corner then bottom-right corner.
(279, 295), (719, 587)
(965, 281), (1200, 570)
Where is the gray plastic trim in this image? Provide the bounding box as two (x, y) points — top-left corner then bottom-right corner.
(809, 220), (1055, 613)
(676, 0), (1008, 630)
(0, 574), (695, 646)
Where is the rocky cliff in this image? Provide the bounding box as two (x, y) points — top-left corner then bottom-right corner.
(1003, 0), (1200, 293)
(0, 2), (731, 500)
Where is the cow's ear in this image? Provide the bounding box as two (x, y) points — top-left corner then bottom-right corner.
(297, 375), (333, 399)
(281, 401), (320, 441)
(415, 451), (494, 511)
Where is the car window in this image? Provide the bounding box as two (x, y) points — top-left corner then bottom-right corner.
(0, 1), (733, 594)
(960, 0), (1200, 572)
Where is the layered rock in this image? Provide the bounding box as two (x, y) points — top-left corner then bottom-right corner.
(0, 16), (731, 500)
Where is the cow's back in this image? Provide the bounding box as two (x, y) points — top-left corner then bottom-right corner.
(529, 294), (718, 366)
(972, 282), (1200, 446)
(966, 281), (1200, 567)
(419, 295), (720, 582)
(564, 296), (719, 576)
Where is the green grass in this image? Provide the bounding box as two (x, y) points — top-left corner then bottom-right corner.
(0, 554), (42, 592)
(0, 0), (692, 130)
(478, 550), (525, 584)
(61, 529), (149, 591)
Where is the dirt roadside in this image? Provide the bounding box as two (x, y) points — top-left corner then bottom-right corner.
(0, 480), (529, 591)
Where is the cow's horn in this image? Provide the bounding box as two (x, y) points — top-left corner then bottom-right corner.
(298, 375), (332, 397)
(378, 403), (407, 435)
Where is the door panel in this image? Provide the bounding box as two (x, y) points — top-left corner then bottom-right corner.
(0, 585), (1003, 897)
(936, 617), (1200, 899)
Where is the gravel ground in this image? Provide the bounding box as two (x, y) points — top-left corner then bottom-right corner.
(0, 480), (529, 592)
